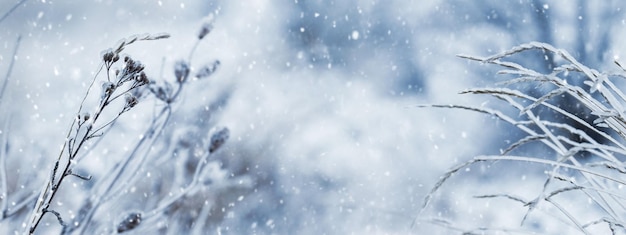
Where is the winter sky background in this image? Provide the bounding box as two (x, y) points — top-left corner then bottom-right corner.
(2, 0), (626, 234)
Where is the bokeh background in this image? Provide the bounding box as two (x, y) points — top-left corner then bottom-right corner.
(1, 0), (626, 234)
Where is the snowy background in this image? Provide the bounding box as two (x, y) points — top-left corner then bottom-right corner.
(1, 0), (626, 234)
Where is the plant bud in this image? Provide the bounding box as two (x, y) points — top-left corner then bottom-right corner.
(198, 13), (215, 40)
(116, 211), (142, 233)
(209, 127), (229, 153)
(174, 60), (190, 83)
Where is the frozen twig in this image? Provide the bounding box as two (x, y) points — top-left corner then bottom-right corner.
(69, 107), (172, 235)
(583, 217), (625, 234)
(461, 87), (626, 156)
(418, 155), (626, 212)
(0, 35), (21, 104)
(0, 0), (28, 24)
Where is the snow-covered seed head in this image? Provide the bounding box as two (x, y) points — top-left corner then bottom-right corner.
(209, 127), (229, 153)
(102, 81), (116, 96)
(132, 60), (145, 73)
(195, 60), (220, 79)
(137, 71), (149, 85)
(102, 48), (115, 63)
(124, 93), (138, 109)
(112, 53), (120, 63)
(116, 211), (142, 233)
(82, 112), (90, 122)
(174, 60), (190, 83)
(198, 13), (215, 40)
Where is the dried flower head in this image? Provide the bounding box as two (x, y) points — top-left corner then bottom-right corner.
(136, 71), (149, 86)
(101, 81), (116, 97)
(195, 60), (220, 79)
(209, 127), (229, 153)
(101, 48), (120, 70)
(76, 113), (89, 123)
(124, 58), (144, 74)
(112, 53), (120, 63)
(82, 112), (90, 122)
(198, 13), (215, 40)
(132, 60), (145, 73)
(117, 56), (147, 84)
(174, 60), (190, 83)
(24, 32), (174, 234)
(124, 93), (138, 109)
(102, 48), (115, 63)
(116, 211), (142, 233)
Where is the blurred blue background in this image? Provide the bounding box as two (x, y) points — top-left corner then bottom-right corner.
(1, 0), (625, 234)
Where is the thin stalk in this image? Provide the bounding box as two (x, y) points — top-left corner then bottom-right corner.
(0, 0), (28, 24)
(141, 145), (214, 224)
(0, 36), (21, 104)
(105, 84), (188, 200)
(103, 108), (172, 201)
(0, 117), (9, 219)
(70, 107), (171, 235)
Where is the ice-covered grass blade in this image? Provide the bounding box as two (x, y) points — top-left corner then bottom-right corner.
(417, 42), (626, 234)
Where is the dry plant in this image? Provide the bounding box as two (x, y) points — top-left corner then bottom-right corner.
(3, 14), (231, 234)
(24, 32), (169, 234)
(417, 42), (626, 234)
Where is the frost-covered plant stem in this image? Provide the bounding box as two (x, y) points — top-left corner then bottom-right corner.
(69, 18), (220, 233)
(24, 33), (169, 234)
(73, 81), (170, 234)
(69, 105), (172, 235)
